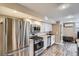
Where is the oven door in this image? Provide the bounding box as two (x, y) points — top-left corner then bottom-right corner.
(34, 41), (44, 51)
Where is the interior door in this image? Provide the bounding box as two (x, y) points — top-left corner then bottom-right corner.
(52, 22), (61, 44)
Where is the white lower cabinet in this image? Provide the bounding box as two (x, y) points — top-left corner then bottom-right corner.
(29, 35), (55, 56)
(29, 39), (34, 56)
(43, 35), (55, 50)
(43, 36), (48, 50)
(51, 35), (55, 45)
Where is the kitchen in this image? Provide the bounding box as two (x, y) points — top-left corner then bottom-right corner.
(0, 3), (79, 56)
(0, 16), (56, 56)
(0, 5), (56, 56)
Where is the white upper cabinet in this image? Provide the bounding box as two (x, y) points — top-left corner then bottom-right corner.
(26, 18), (52, 33)
(41, 23), (52, 32)
(40, 23), (45, 32)
(44, 23), (52, 32)
(76, 22), (79, 28)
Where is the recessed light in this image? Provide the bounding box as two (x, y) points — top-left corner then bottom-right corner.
(59, 4), (70, 10)
(13, 10), (17, 13)
(44, 16), (48, 20)
(65, 15), (74, 19)
(29, 16), (32, 19)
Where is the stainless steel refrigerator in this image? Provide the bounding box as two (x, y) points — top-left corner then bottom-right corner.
(0, 16), (30, 56)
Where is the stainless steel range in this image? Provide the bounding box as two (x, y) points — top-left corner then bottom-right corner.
(30, 35), (44, 56)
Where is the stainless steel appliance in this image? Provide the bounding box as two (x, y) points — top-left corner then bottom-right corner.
(47, 36), (51, 48)
(11, 19), (30, 56)
(0, 16), (30, 56)
(34, 39), (44, 56)
(30, 35), (44, 56)
(30, 24), (40, 34)
(77, 32), (79, 39)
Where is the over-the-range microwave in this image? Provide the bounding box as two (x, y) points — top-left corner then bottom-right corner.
(30, 24), (40, 34)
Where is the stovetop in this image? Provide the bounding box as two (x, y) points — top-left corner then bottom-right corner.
(30, 35), (43, 40)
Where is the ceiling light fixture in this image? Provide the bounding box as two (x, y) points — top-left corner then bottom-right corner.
(13, 10), (17, 13)
(59, 4), (70, 10)
(44, 16), (48, 20)
(29, 16), (32, 19)
(65, 15), (74, 19)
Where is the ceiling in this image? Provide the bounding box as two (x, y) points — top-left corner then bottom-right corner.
(0, 6), (27, 18)
(0, 3), (79, 23)
(0, 6), (42, 22)
(20, 3), (79, 22)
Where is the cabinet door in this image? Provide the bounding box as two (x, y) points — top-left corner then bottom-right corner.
(44, 23), (52, 32)
(43, 36), (47, 50)
(48, 24), (52, 31)
(40, 23), (52, 32)
(51, 35), (55, 45)
(29, 39), (34, 56)
(44, 23), (48, 32)
(40, 23), (45, 32)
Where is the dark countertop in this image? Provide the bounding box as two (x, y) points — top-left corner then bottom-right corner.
(30, 35), (43, 40)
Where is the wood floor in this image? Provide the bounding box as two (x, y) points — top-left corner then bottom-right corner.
(41, 42), (77, 56)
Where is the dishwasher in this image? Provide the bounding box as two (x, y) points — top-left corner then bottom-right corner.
(47, 36), (51, 48)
